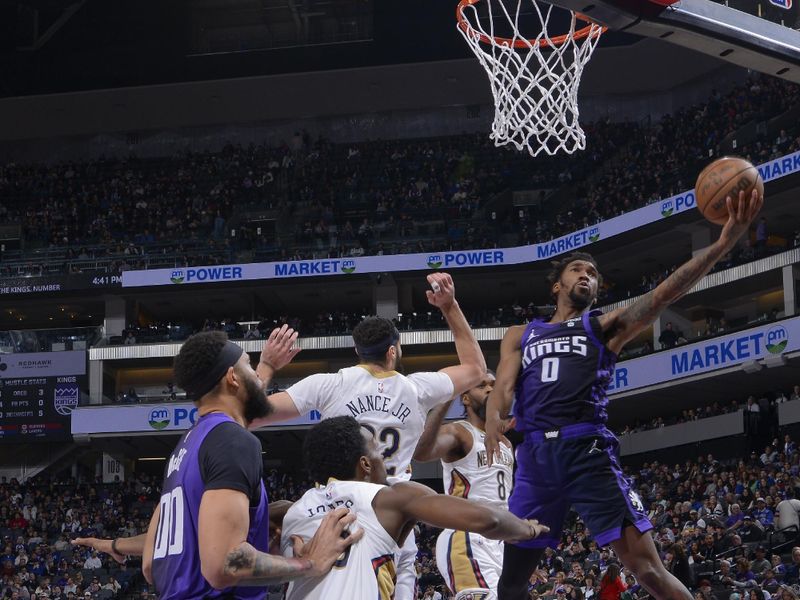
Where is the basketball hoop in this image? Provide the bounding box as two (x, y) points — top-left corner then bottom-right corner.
(457, 0), (605, 156)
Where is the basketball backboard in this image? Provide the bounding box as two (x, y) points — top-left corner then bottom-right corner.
(542, 0), (800, 83)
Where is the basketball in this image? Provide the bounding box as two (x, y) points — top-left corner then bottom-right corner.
(694, 156), (764, 225)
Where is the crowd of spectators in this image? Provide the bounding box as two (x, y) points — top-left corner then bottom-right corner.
(618, 386), (800, 436)
(7, 424), (800, 600)
(0, 475), (158, 600)
(1, 76), (799, 281)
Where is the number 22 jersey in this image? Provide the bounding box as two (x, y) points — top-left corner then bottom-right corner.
(514, 310), (617, 432)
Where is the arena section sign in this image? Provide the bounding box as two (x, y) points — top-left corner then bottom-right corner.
(0, 351), (87, 442)
(121, 150), (800, 288)
(608, 317), (796, 395)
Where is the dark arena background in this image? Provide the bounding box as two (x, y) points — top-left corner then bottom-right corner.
(2, 0), (800, 599)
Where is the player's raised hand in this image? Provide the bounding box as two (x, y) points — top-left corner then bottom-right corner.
(259, 325), (301, 372)
(425, 272), (456, 310)
(291, 507), (364, 577)
(484, 413), (504, 469)
(719, 188), (764, 250)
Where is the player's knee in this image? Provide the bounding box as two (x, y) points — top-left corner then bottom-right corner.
(629, 561), (662, 591)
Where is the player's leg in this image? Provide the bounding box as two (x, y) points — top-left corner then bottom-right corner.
(394, 528), (418, 600)
(499, 438), (565, 600)
(497, 544), (544, 600)
(610, 525), (693, 600)
(436, 528), (501, 600)
(565, 429), (692, 600)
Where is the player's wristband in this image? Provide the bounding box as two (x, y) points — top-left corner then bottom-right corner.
(111, 538), (121, 555)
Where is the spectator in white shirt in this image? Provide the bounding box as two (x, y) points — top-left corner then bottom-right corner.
(777, 488), (800, 533)
(82, 552), (102, 570)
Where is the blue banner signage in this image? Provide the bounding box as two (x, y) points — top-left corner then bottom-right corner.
(608, 319), (795, 395)
(122, 151), (800, 288)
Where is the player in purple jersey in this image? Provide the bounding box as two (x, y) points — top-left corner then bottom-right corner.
(484, 190), (763, 600)
(141, 330), (362, 600)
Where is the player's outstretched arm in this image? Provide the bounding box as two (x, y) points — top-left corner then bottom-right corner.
(485, 325), (524, 467)
(202, 490), (361, 588)
(427, 272), (486, 396)
(375, 481), (548, 544)
(142, 505), (161, 584)
(71, 534), (145, 563)
(601, 189), (763, 355)
(413, 399), (468, 462)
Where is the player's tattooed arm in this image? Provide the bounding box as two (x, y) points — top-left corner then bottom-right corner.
(223, 543), (315, 585)
(602, 189), (763, 354)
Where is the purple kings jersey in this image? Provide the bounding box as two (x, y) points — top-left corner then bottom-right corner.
(514, 310), (617, 432)
(151, 412), (269, 600)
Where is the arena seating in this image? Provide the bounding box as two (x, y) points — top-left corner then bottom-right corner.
(1, 76), (799, 279)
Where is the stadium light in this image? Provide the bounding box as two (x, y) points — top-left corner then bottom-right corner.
(741, 360), (763, 374)
(763, 354), (788, 369)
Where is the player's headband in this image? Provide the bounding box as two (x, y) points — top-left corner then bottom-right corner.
(185, 340), (244, 401)
(355, 330), (400, 360)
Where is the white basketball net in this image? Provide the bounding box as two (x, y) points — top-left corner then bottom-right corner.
(457, 0), (604, 156)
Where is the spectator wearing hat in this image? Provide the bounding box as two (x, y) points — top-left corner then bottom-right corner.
(740, 516), (766, 543)
(754, 499), (775, 528)
(684, 509), (707, 532)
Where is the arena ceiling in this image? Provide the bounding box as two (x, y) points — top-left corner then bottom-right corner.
(0, 0), (738, 141)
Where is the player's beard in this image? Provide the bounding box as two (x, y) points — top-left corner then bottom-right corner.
(568, 284), (594, 311)
(242, 375), (273, 424)
(470, 398), (487, 421)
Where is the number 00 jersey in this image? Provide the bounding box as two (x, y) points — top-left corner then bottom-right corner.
(151, 413), (270, 600)
(286, 365), (454, 480)
(515, 310), (617, 432)
(442, 420), (514, 509)
(281, 480), (399, 600)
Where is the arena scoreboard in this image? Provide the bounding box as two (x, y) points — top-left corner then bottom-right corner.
(0, 351), (86, 442)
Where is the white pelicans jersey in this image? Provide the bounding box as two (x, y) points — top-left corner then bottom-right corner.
(281, 480), (399, 600)
(286, 365), (454, 480)
(442, 420), (514, 508)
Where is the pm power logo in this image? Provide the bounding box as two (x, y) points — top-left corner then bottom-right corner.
(341, 260), (356, 274)
(170, 270), (185, 284)
(427, 255), (443, 269)
(766, 325), (789, 354)
(149, 407), (171, 430)
(661, 199), (674, 217)
(588, 227), (600, 243)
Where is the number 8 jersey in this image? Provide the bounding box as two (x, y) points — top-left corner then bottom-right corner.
(151, 412), (270, 600)
(515, 310), (617, 432)
(442, 421), (514, 508)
